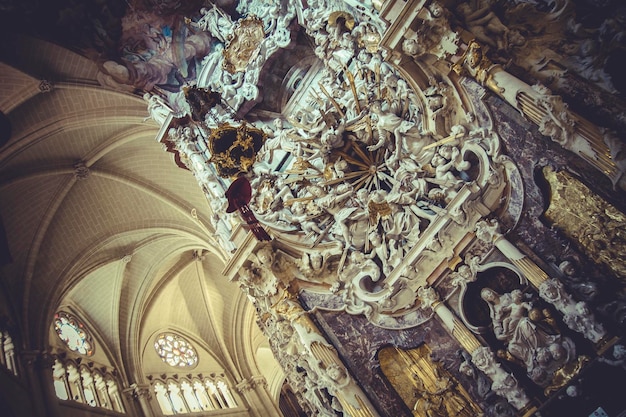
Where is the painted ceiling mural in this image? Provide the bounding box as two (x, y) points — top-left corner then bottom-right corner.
(1, 0), (236, 93)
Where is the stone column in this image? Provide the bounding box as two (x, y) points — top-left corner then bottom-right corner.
(452, 40), (624, 190)
(124, 383), (155, 417)
(475, 219), (613, 349)
(418, 287), (535, 414)
(432, 299), (482, 354)
(274, 292), (380, 417)
(0, 331), (6, 368)
(21, 351), (61, 417)
(2, 331), (19, 375)
(236, 377), (271, 417)
(474, 218), (549, 289)
(250, 375), (281, 416)
(236, 375), (281, 417)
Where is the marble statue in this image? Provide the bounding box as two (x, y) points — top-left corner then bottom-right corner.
(558, 260), (598, 302)
(480, 287), (575, 384)
(471, 347), (531, 411)
(195, 5), (234, 43)
(143, 92), (173, 124)
(599, 344), (626, 371)
(450, 265), (475, 287)
(186, 0), (512, 341)
(211, 213), (237, 253)
(456, 1), (510, 52)
(261, 118), (302, 163)
(539, 278), (607, 343)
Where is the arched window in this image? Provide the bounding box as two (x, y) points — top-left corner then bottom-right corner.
(167, 380), (187, 414)
(180, 379), (202, 412)
(154, 381), (175, 415)
(66, 362), (84, 403)
(51, 356), (125, 413)
(206, 380), (226, 408)
(151, 374), (238, 415)
(1, 330), (18, 376)
(106, 377), (126, 413)
(193, 379), (215, 410)
(80, 366), (97, 407)
(217, 379), (237, 408)
(154, 333), (198, 368)
(53, 312), (94, 356)
(52, 359), (69, 400)
(93, 371), (113, 410)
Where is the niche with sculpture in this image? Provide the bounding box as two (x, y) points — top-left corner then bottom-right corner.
(461, 264), (589, 396)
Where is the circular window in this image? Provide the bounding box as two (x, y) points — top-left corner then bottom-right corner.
(53, 312), (94, 356)
(154, 333), (198, 368)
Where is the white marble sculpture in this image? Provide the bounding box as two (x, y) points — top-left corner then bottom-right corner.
(481, 286), (579, 387)
(539, 278), (607, 344)
(471, 347), (531, 411)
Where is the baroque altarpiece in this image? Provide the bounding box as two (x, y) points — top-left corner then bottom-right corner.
(144, 0), (626, 416)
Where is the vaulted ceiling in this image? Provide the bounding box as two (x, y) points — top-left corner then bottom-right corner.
(0, 31), (281, 396)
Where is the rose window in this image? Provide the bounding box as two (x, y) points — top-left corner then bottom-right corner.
(154, 333), (198, 368)
(54, 311), (94, 356)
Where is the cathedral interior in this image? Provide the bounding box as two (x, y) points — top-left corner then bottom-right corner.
(0, 1), (625, 417)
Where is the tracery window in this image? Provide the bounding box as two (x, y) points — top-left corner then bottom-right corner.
(53, 311), (94, 356)
(151, 374), (238, 415)
(52, 356), (125, 413)
(154, 333), (198, 368)
(0, 329), (18, 376)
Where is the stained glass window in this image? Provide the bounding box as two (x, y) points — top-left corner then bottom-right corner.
(54, 312), (94, 356)
(154, 333), (198, 368)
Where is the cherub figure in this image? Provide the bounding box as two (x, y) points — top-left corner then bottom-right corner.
(284, 201), (324, 238)
(261, 118), (302, 163)
(368, 100), (418, 160)
(500, 289), (532, 336)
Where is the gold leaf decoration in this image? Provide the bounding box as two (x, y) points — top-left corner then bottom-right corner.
(543, 166), (626, 282)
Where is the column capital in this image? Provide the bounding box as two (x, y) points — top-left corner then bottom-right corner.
(475, 218), (502, 244)
(20, 350), (55, 369)
(124, 383), (152, 400)
(236, 378), (254, 393)
(251, 375), (268, 389)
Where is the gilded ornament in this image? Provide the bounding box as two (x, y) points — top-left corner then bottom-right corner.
(328, 11), (355, 32)
(543, 167), (626, 281)
(223, 16), (265, 74)
(379, 345), (481, 417)
(208, 122), (267, 178)
(452, 41), (503, 94)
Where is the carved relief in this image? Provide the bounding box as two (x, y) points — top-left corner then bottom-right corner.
(241, 42), (516, 324)
(542, 166), (626, 282)
(223, 17), (266, 74)
(244, 286), (375, 417)
(400, 1), (459, 61)
(379, 344), (481, 417)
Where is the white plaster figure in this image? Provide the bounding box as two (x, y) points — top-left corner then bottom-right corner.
(195, 5), (234, 43)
